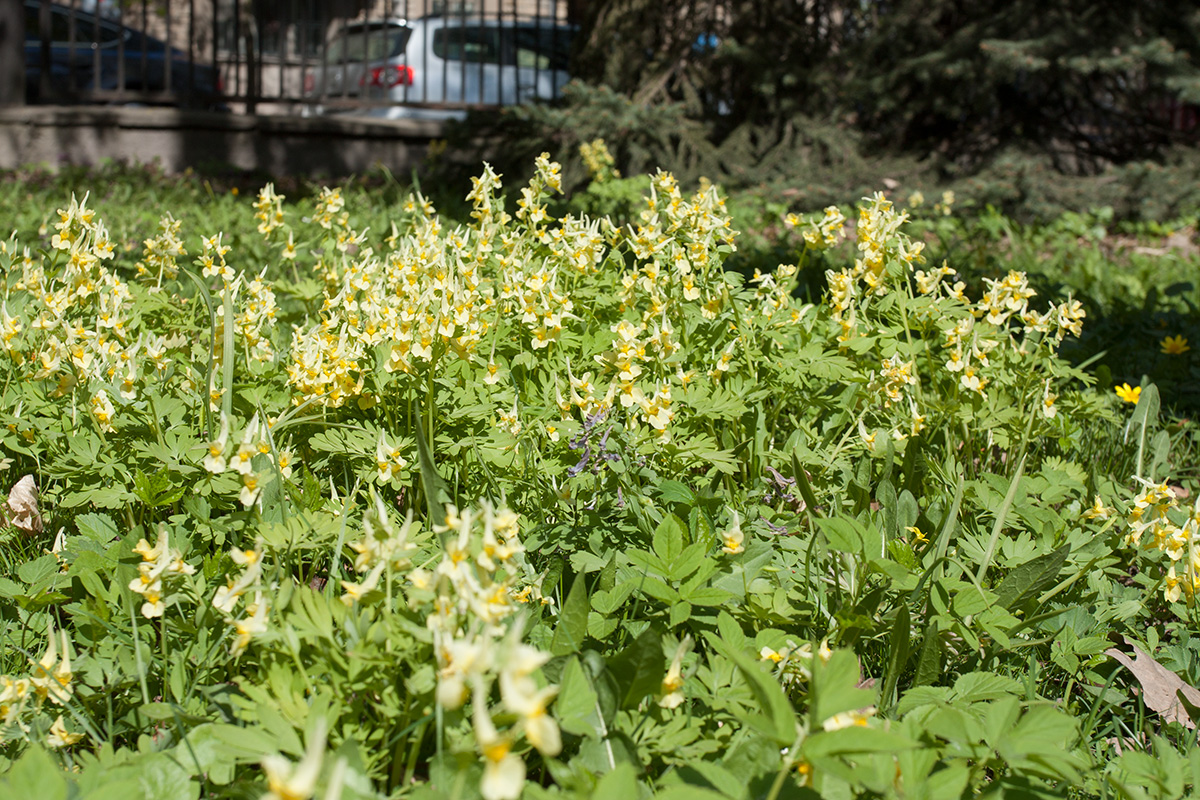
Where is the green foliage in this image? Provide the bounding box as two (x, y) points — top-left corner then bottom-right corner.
(0, 154), (1198, 799)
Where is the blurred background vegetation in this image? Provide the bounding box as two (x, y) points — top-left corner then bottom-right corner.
(439, 0), (1200, 221)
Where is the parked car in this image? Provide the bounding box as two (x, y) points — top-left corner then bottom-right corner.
(304, 15), (574, 120)
(24, 0), (224, 108)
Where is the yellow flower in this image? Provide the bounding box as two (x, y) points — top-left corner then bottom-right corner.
(261, 720), (325, 800)
(1161, 335), (1190, 355)
(1114, 383), (1142, 404)
(47, 715), (83, 748)
(721, 511), (744, 555)
(823, 706), (876, 731)
(1083, 495), (1114, 521)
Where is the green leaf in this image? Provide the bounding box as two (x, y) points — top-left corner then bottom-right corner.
(607, 626), (665, 709)
(682, 586), (733, 606)
(591, 582), (635, 615)
(75, 512), (119, 544)
(817, 517), (865, 554)
(653, 514), (686, 563)
(414, 405), (451, 522)
(706, 633), (797, 745)
(551, 576), (589, 656)
(591, 763), (639, 800)
(556, 657), (600, 737)
(951, 672), (1022, 703)
(18, 554), (58, 586)
(993, 544), (1070, 611)
(880, 603), (910, 711)
(716, 611), (747, 649)
(811, 649), (875, 727)
(803, 726), (918, 757)
(975, 454), (1027, 584)
(652, 789), (729, 800)
(657, 480), (697, 507)
(0, 745), (66, 800)
(913, 622), (942, 687)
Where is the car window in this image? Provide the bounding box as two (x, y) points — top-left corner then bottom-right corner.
(25, 6), (125, 46)
(432, 25), (572, 69)
(325, 24), (412, 63)
(511, 27), (572, 72)
(431, 26), (502, 63)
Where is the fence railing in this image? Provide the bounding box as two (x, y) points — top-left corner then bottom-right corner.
(24, 0), (574, 116)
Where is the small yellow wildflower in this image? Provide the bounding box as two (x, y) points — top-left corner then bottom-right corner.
(47, 715), (83, 748)
(721, 511), (744, 555)
(1114, 383), (1142, 404)
(1161, 335), (1190, 355)
(905, 525), (929, 545)
(1082, 495), (1114, 521)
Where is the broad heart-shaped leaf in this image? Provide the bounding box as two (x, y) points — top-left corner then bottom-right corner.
(607, 626), (665, 709)
(551, 575), (589, 656)
(705, 632), (797, 745)
(993, 544), (1070, 611)
(555, 657), (600, 737)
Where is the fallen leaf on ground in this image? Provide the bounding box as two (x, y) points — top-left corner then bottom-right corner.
(1106, 636), (1200, 729)
(6, 475), (42, 534)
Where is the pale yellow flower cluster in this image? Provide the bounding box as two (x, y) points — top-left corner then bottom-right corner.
(129, 526), (195, 618)
(579, 138), (621, 183)
(799, 206), (847, 250)
(309, 186), (347, 231)
(759, 637), (833, 687)
(1124, 481), (1200, 605)
(825, 192), (923, 344)
(9, 196), (160, 428)
(0, 621), (80, 748)
(339, 491), (417, 604)
(395, 502), (557, 800)
(978, 270), (1037, 326)
(203, 412), (285, 508)
(134, 212), (186, 284)
(212, 540), (270, 656)
(234, 269), (279, 364)
(877, 354), (918, 408)
(253, 183), (286, 237)
(942, 314), (996, 398)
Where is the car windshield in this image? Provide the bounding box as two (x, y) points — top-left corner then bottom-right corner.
(325, 24), (412, 63)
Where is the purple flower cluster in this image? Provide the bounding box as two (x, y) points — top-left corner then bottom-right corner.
(567, 408), (621, 478)
(763, 466), (806, 513)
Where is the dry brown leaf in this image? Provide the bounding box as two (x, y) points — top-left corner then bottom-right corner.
(7, 474), (42, 534)
(1106, 636), (1200, 729)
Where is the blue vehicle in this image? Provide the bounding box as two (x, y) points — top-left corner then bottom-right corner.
(24, 0), (224, 108)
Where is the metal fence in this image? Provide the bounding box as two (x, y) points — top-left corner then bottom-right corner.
(25, 0), (575, 116)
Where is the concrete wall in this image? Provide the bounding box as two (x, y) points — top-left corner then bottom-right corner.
(0, 106), (449, 178)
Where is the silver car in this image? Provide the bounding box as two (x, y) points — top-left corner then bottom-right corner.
(306, 15), (573, 120)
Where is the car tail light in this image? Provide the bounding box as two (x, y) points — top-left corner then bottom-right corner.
(361, 65), (414, 89)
